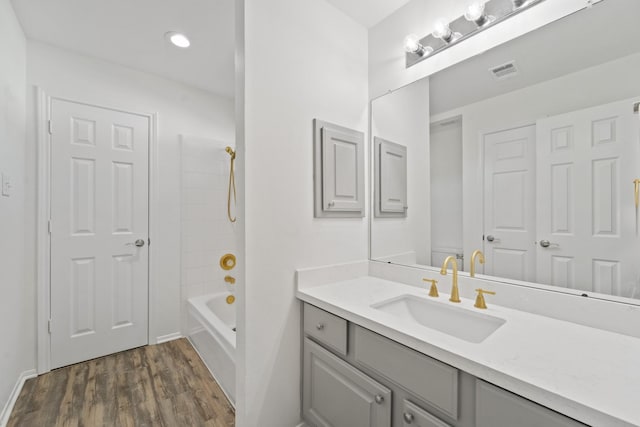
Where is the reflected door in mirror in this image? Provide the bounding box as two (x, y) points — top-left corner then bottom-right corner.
(536, 98), (640, 298)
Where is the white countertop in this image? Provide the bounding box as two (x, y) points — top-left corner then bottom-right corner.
(296, 276), (640, 427)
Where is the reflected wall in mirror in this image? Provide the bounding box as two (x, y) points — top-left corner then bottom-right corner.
(371, 0), (640, 302)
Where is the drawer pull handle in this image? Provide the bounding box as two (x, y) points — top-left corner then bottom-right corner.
(316, 323), (325, 331)
(403, 412), (414, 424)
(374, 395), (384, 404)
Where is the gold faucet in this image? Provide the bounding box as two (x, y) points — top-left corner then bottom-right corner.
(423, 278), (439, 297)
(470, 250), (485, 278)
(224, 275), (236, 284)
(474, 288), (496, 309)
(440, 256), (461, 303)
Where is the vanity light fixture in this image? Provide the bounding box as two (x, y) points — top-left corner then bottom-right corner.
(465, 1), (493, 27)
(403, 34), (433, 57)
(403, 0), (546, 69)
(165, 31), (191, 48)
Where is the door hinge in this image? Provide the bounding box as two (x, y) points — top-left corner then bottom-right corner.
(48, 120), (53, 135)
(148, 238), (151, 246)
(48, 220), (52, 234)
(48, 319), (52, 334)
(634, 101), (640, 114)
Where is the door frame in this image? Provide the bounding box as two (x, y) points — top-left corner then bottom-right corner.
(35, 88), (159, 374)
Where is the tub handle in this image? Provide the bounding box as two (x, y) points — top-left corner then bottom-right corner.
(316, 323), (325, 331)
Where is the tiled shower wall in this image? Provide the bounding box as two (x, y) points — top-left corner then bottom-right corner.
(180, 136), (238, 326)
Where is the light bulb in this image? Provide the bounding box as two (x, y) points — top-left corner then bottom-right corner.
(165, 32), (191, 48)
(403, 34), (422, 54)
(465, 2), (485, 21)
(432, 20), (451, 39)
(432, 20), (456, 43)
(403, 34), (433, 57)
(465, 1), (491, 27)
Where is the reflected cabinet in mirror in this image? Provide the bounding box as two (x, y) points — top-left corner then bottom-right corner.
(371, 0), (640, 302)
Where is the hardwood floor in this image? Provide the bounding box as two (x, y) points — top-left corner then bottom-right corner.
(7, 338), (235, 427)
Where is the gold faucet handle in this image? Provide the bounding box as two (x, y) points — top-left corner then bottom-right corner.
(474, 288), (496, 309)
(423, 278), (439, 297)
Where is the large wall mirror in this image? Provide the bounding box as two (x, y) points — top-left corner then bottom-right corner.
(371, 0), (640, 304)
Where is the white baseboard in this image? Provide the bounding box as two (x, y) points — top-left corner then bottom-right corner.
(0, 369), (37, 427)
(155, 332), (182, 344)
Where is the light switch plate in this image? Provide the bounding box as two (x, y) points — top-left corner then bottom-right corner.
(2, 173), (12, 197)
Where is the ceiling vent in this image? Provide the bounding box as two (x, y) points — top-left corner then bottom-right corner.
(489, 60), (519, 80)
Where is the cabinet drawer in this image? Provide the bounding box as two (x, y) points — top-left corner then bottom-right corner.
(304, 304), (348, 356)
(402, 400), (452, 427)
(303, 338), (391, 427)
(353, 326), (459, 420)
(476, 381), (587, 427)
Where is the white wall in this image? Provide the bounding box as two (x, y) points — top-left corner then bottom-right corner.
(0, 0), (33, 417)
(180, 136), (238, 330)
(429, 52), (640, 270)
(25, 42), (235, 342)
(239, 0), (368, 424)
(430, 117), (463, 266)
(371, 78), (430, 264)
(368, 0), (590, 98)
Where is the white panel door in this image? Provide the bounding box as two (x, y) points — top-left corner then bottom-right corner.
(50, 99), (149, 369)
(536, 98), (639, 296)
(483, 125), (536, 282)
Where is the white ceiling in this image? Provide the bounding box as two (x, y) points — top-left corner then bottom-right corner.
(430, 0), (640, 115)
(325, 0), (412, 28)
(10, 0), (235, 98)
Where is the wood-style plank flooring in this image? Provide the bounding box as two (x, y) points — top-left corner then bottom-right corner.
(7, 338), (235, 427)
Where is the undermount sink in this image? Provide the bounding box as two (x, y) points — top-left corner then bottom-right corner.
(371, 294), (506, 343)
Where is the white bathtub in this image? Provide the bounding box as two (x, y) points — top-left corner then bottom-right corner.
(188, 292), (236, 405)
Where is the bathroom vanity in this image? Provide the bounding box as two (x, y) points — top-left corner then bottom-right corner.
(299, 2), (640, 426)
(296, 262), (640, 427)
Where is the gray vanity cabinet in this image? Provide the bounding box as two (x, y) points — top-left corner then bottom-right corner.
(301, 303), (587, 427)
(303, 338), (392, 427)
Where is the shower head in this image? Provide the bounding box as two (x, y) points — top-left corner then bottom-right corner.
(225, 146), (236, 159)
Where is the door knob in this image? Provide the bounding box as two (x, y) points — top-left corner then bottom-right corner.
(126, 239), (145, 247)
(403, 412), (414, 423)
(486, 235), (495, 242)
(374, 395), (384, 404)
(539, 240), (558, 248)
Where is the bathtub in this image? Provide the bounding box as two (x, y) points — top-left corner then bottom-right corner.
(188, 292), (236, 405)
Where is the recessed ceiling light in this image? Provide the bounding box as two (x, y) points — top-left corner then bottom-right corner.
(165, 32), (190, 48)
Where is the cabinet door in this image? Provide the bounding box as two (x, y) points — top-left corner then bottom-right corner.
(378, 138), (407, 214)
(353, 326), (459, 420)
(303, 338), (391, 427)
(321, 127), (364, 213)
(476, 381), (587, 427)
(313, 119), (365, 218)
